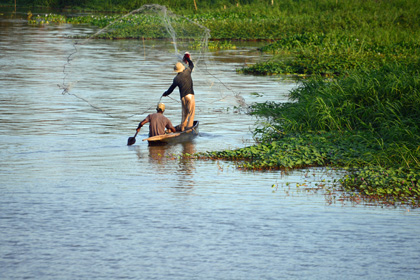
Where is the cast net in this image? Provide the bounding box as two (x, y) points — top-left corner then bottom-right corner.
(59, 4), (247, 120)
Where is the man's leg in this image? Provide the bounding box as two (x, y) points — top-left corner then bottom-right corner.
(180, 94), (195, 131)
(181, 97), (188, 131)
(186, 94), (195, 128)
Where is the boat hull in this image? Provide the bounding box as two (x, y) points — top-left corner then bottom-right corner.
(143, 121), (199, 144)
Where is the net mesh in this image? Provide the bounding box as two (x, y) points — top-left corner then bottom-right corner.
(59, 4), (246, 119)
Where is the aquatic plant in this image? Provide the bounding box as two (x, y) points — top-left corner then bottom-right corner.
(250, 62), (420, 152)
(340, 166), (420, 207)
(241, 32), (419, 76)
(23, 0), (420, 207)
(190, 40), (237, 50)
(28, 0), (419, 78)
(26, 0), (420, 43)
(200, 62), (420, 207)
(28, 13), (67, 24)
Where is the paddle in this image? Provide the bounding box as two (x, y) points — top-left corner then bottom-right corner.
(127, 131), (138, 146)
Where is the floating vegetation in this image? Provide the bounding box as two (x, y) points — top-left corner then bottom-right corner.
(240, 33), (419, 77)
(199, 62), (420, 208)
(29, 12), (205, 40)
(28, 13), (67, 25)
(340, 166), (420, 207)
(25, 0), (420, 207)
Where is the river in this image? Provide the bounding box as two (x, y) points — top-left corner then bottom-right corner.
(1, 9), (419, 280)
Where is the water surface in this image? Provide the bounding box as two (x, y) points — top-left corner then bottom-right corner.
(1, 10), (419, 280)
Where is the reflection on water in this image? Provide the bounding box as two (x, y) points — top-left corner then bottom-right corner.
(135, 141), (198, 190)
(1, 11), (420, 280)
(176, 142), (197, 189)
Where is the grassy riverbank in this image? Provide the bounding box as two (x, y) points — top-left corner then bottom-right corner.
(202, 62), (420, 207)
(24, 0), (419, 73)
(16, 0), (420, 207)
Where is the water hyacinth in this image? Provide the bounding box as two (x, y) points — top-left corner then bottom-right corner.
(26, 0), (420, 207)
(340, 166), (420, 207)
(28, 13), (67, 24)
(201, 62), (420, 207)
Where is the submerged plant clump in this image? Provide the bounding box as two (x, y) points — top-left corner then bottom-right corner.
(201, 133), (420, 208)
(341, 167), (420, 207)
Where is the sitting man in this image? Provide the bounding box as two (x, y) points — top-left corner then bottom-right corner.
(136, 103), (176, 137)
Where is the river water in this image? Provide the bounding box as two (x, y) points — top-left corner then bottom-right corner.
(1, 9), (419, 280)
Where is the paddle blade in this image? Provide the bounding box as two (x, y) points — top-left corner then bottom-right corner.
(127, 136), (136, 146)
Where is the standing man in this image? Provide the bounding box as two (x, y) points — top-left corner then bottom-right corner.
(136, 103), (176, 137)
(162, 52), (195, 132)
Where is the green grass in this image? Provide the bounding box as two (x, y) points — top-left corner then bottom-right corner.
(240, 32), (419, 76)
(21, 0), (420, 207)
(201, 63), (420, 207)
(250, 63), (420, 145)
(27, 0), (420, 73)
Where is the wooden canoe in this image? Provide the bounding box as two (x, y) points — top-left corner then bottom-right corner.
(142, 121), (199, 144)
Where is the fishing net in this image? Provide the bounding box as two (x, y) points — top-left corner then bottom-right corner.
(59, 4), (247, 120)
